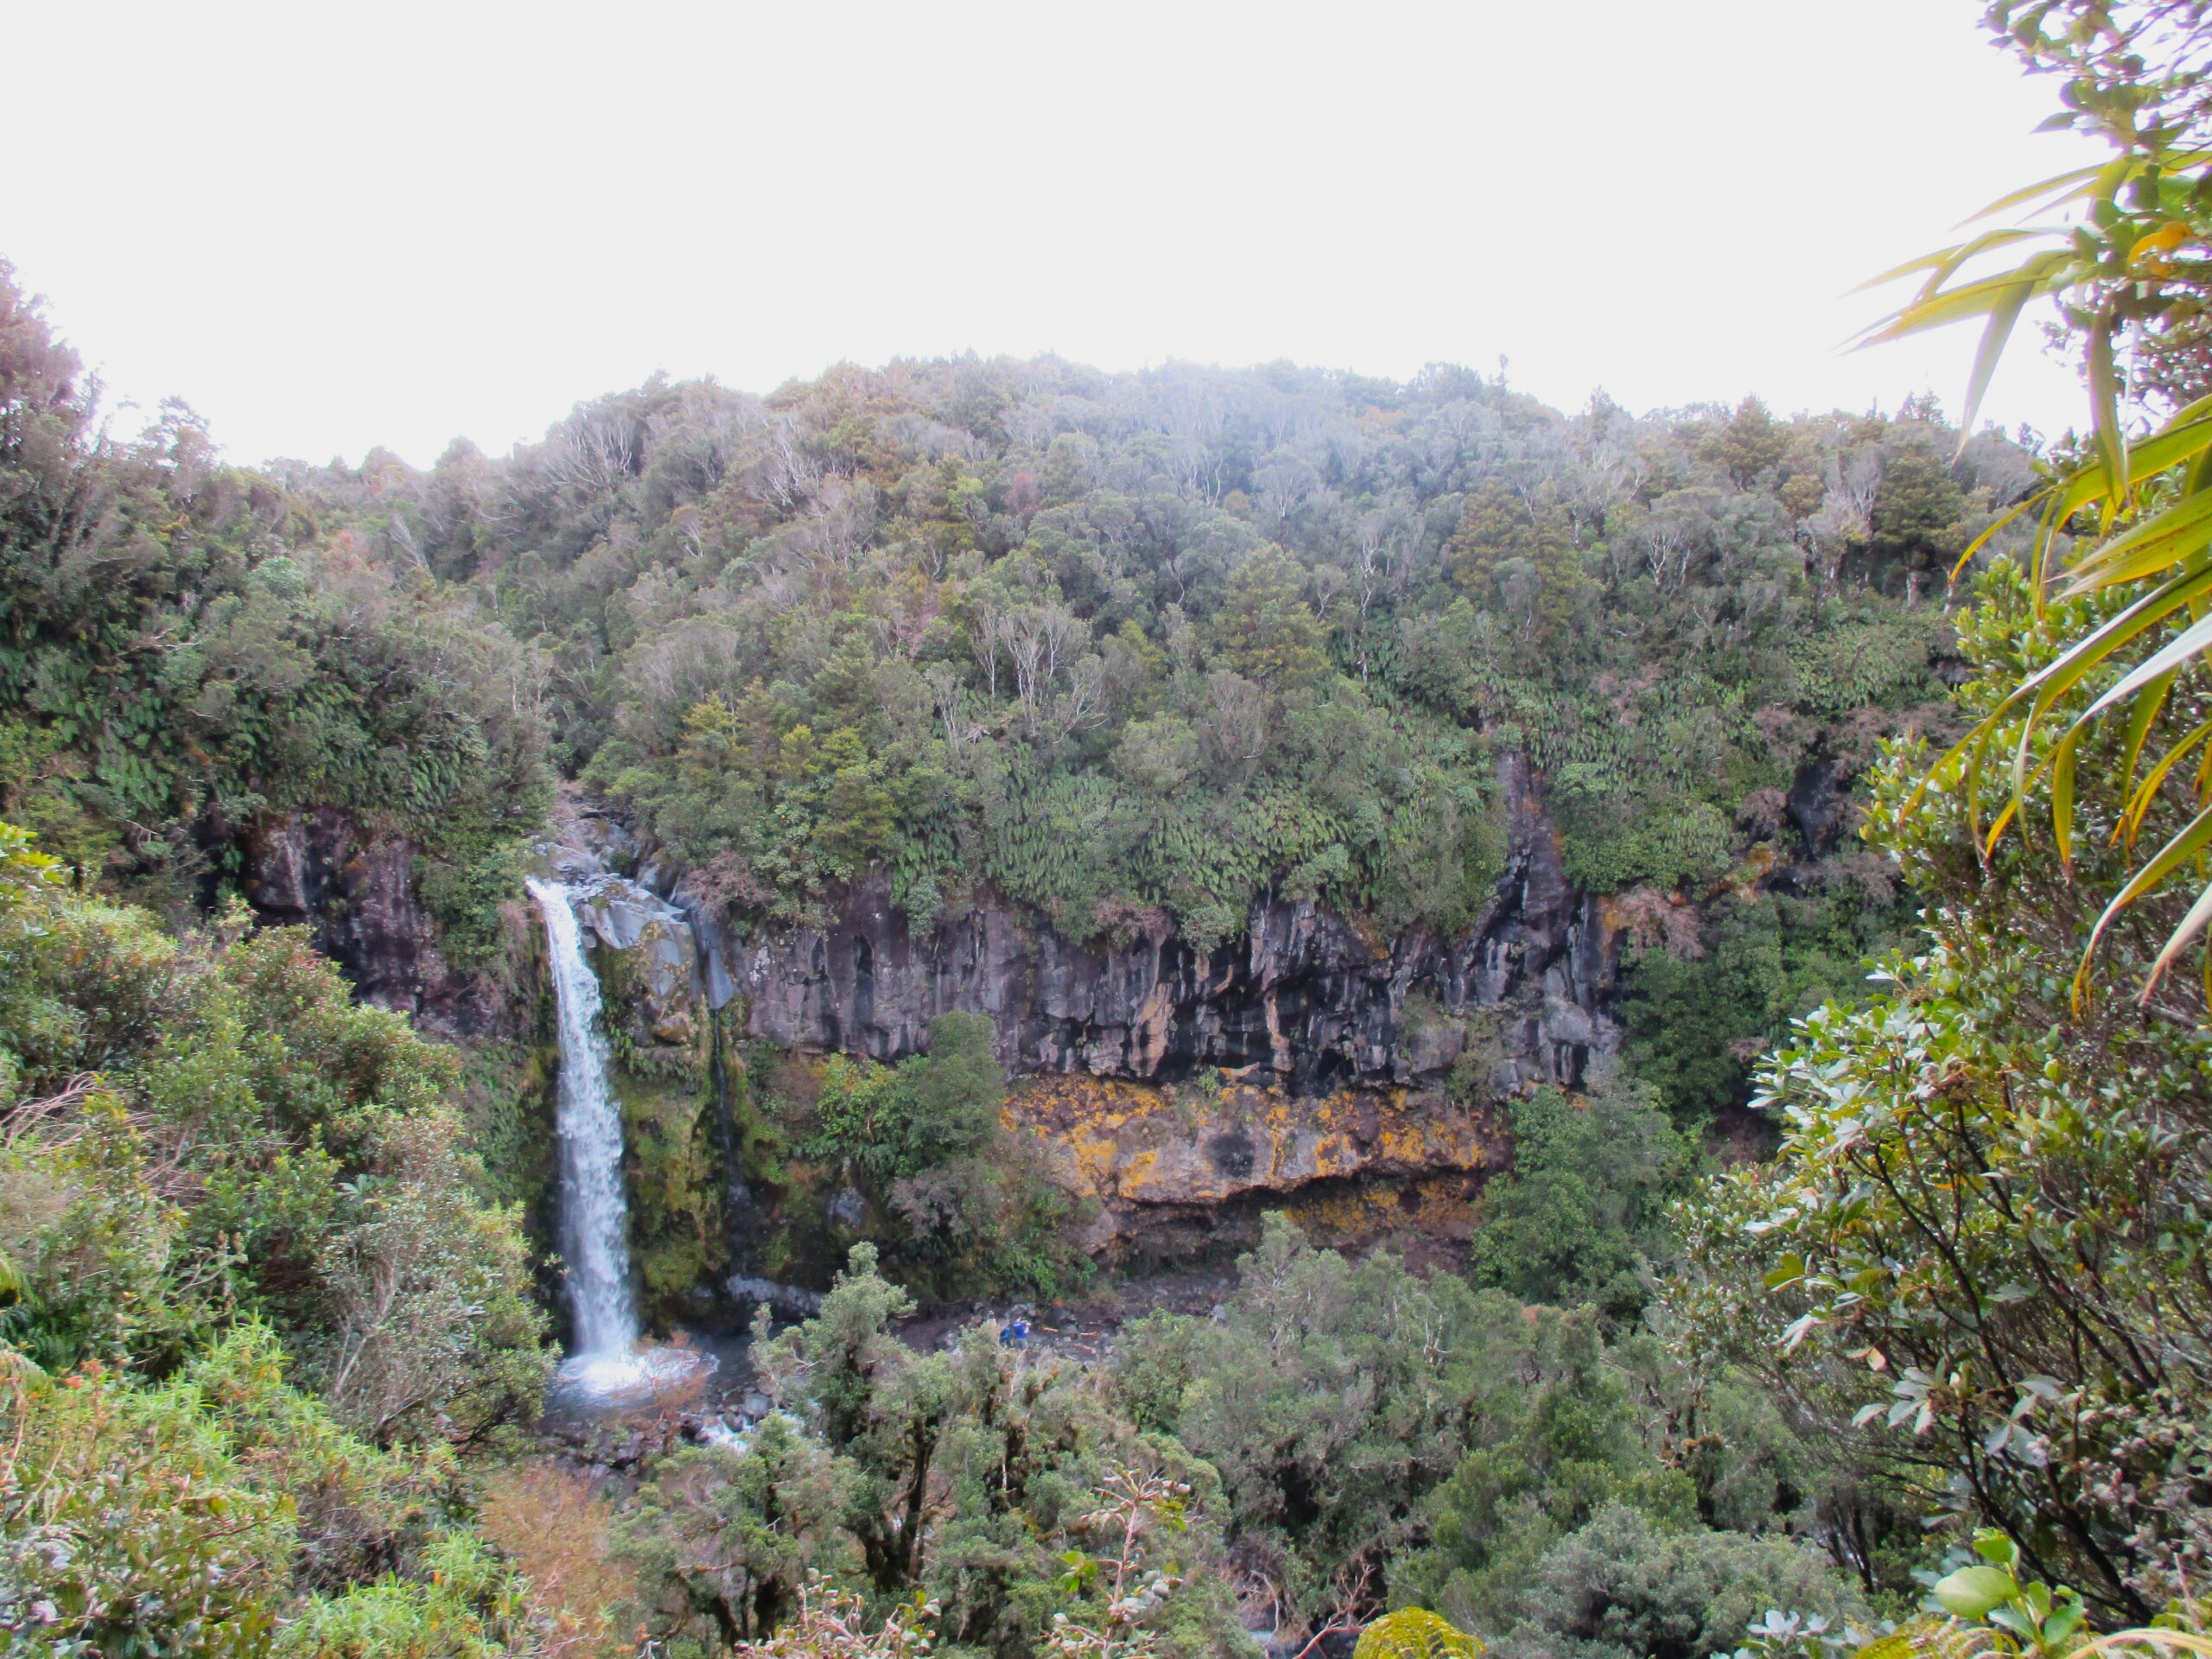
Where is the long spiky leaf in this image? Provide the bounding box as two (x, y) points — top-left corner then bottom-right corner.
(2075, 802), (2212, 1007)
(2089, 324), (2129, 528)
(2053, 402), (2212, 522)
(2118, 715), (2212, 848)
(1953, 492), (2049, 583)
(1863, 264), (2069, 346)
(2054, 726), (2079, 871)
(1853, 226), (2061, 296)
(2082, 612), (2212, 721)
(2064, 490), (2212, 589)
(2119, 668), (2177, 798)
(1961, 278), (2038, 445)
(1963, 163), (2108, 223)
(1902, 559), (2212, 823)
(2142, 878), (2212, 1000)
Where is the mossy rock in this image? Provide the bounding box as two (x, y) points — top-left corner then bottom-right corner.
(581, 898), (710, 1084)
(454, 1039), (558, 1217)
(613, 1070), (725, 1319)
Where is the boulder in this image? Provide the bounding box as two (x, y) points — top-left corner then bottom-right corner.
(568, 874), (708, 1057)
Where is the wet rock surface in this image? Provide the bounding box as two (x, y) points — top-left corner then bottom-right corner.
(1788, 749), (1860, 858)
(724, 1275), (825, 1319)
(242, 807), (510, 1038)
(569, 873), (705, 1049)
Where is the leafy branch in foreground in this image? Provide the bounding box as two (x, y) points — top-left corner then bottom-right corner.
(1871, 2), (2212, 999)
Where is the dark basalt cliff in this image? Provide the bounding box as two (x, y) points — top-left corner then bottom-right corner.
(700, 753), (1618, 1097)
(226, 756), (1769, 1267)
(242, 808), (514, 1038)
(234, 753), (1627, 1097)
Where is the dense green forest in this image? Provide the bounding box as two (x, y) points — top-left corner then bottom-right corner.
(7, 0), (2212, 1654)
(320, 346), (1996, 955)
(7, 252), (2021, 1124)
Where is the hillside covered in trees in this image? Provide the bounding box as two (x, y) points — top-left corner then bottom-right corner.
(7, 265), (2034, 1129)
(306, 349), (2012, 961)
(8, 1), (2212, 1650)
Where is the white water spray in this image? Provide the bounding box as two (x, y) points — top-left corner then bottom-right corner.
(529, 877), (641, 1362)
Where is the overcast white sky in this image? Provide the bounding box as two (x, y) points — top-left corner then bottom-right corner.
(5, 1), (2105, 470)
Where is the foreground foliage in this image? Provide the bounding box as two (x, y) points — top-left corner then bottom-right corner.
(0, 1323), (548, 1656)
(598, 1224), (1871, 1659)
(1677, 565), (2212, 1621)
(612, 1244), (1244, 1659)
(1872, 0), (2212, 991)
(0, 826), (554, 1653)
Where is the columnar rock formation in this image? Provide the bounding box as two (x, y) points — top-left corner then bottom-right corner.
(670, 752), (1621, 1097)
(237, 758), (1643, 1262)
(241, 756), (1624, 1099)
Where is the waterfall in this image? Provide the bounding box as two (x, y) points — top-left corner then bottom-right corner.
(528, 877), (639, 1360)
(528, 872), (717, 1405)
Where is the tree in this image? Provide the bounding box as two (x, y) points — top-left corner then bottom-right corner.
(0, 1325), (548, 1656)
(1393, 1300), (1694, 1638)
(1497, 1503), (1863, 1659)
(617, 1415), (854, 1644)
(1673, 570), (2212, 1618)
(1446, 479), (1590, 664)
(1466, 1082), (1690, 1326)
(1119, 1216), (1692, 1642)
(1113, 715), (1199, 798)
(1213, 549), (1326, 687)
(315, 1110), (549, 1445)
(1702, 397), (1791, 491)
(901, 1012), (1003, 1166)
(0, 857), (549, 1439)
(797, 1013), (1000, 1180)
(1353, 1608), (1484, 1659)
(728, 1573), (938, 1659)
(1865, 436), (1967, 606)
(617, 1245), (1238, 1659)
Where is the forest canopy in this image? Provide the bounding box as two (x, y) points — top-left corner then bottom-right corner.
(275, 350), (2018, 961)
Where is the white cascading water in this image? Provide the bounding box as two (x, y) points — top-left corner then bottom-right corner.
(529, 877), (710, 1401)
(529, 877), (639, 1360)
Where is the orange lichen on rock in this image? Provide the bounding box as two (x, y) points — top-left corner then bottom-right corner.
(1004, 1074), (1505, 1254)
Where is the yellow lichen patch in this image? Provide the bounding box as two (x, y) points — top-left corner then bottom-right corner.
(1274, 1172), (1484, 1249)
(1726, 839), (1782, 896)
(1002, 1071), (1507, 1250)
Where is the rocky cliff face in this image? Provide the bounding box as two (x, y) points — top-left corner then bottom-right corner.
(693, 753), (1619, 1098)
(244, 753), (1624, 1103)
(1010, 1076), (1504, 1258)
(239, 764), (1618, 1276)
(242, 808), (512, 1037)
